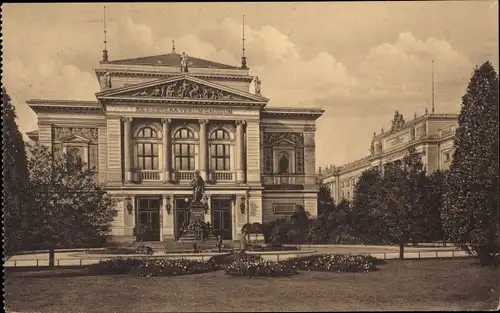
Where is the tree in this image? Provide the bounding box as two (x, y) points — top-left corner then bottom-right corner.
(317, 184), (335, 216)
(442, 61), (499, 266)
(2, 88), (31, 255)
(379, 148), (425, 259)
(27, 143), (118, 266)
(421, 170), (446, 243)
(352, 168), (384, 243)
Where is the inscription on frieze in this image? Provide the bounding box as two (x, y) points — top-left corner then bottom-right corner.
(136, 107), (234, 115)
(128, 79), (246, 101)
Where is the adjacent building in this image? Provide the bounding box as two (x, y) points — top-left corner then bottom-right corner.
(26, 48), (324, 243)
(319, 110), (458, 203)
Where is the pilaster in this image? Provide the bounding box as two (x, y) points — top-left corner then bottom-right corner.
(122, 117), (133, 183)
(199, 119), (209, 181)
(235, 120), (246, 183)
(162, 118), (172, 183)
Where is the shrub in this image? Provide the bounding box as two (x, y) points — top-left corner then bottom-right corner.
(225, 259), (298, 278)
(284, 254), (377, 273)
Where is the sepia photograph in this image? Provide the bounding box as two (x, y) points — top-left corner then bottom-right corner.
(2, 1), (499, 312)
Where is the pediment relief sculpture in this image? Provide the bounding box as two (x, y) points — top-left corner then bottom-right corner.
(263, 132), (304, 145)
(128, 79), (246, 101)
(53, 127), (98, 142)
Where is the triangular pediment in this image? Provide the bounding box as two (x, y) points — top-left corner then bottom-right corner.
(274, 138), (296, 146)
(59, 134), (91, 143)
(96, 74), (268, 103)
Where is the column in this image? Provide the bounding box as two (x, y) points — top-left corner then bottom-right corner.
(122, 117), (133, 183)
(235, 120), (246, 183)
(199, 120), (209, 181)
(161, 118), (172, 183)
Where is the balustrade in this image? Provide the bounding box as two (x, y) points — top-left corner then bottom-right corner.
(140, 170), (161, 181)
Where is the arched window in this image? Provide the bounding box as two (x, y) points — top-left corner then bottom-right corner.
(137, 127), (158, 138)
(68, 147), (84, 171)
(278, 151), (289, 174)
(209, 129), (230, 171)
(136, 127), (160, 170)
(174, 128), (194, 139)
(173, 128), (195, 171)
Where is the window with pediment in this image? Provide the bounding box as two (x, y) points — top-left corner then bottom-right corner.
(209, 129), (231, 171)
(173, 128), (195, 171)
(52, 127), (98, 172)
(135, 127), (160, 170)
(262, 132), (304, 175)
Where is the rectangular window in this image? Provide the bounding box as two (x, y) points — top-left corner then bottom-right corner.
(174, 143), (195, 171)
(136, 143), (159, 170)
(444, 152), (451, 162)
(210, 144), (230, 171)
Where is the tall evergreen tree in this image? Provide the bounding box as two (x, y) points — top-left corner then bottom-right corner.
(442, 61), (499, 265)
(2, 88), (31, 255)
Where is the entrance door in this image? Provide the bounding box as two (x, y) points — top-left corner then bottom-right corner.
(137, 198), (161, 241)
(175, 198), (191, 239)
(211, 198), (232, 240)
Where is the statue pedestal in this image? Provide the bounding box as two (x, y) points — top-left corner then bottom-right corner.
(178, 202), (218, 246)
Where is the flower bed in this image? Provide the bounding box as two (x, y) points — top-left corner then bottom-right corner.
(88, 257), (218, 277)
(209, 250), (263, 269)
(131, 258), (219, 277)
(283, 254), (377, 272)
(88, 258), (142, 275)
(225, 259), (298, 278)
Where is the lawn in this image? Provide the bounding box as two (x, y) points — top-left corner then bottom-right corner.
(5, 258), (499, 312)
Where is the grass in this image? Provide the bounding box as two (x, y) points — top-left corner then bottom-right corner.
(5, 258), (499, 312)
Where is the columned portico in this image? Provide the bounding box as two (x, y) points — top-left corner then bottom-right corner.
(162, 118), (172, 183)
(199, 119), (209, 181)
(122, 117), (133, 183)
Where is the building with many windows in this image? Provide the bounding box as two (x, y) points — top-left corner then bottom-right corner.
(26, 48), (324, 243)
(319, 110), (458, 203)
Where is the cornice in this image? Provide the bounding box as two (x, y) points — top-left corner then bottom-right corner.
(373, 113), (459, 141)
(95, 69), (254, 82)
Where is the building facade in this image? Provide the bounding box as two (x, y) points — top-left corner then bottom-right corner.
(27, 51), (324, 243)
(319, 110), (458, 203)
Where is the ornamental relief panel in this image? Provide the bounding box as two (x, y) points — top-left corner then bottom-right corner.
(53, 127), (98, 142)
(263, 132), (304, 145)
(127, 79), (246, 101)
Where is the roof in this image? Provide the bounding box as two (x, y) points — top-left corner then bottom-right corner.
(105, 52), (243, 70)
(261, 107), (325, 120)
(26, 129), (39, 141)
(26, 99), (102, 113)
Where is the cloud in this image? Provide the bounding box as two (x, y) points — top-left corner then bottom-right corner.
(1, 10), (486, 169)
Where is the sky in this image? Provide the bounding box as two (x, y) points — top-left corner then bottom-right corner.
(2, 1), (499, 168)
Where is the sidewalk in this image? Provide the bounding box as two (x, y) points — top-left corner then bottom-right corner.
(4, 247), (470, 268)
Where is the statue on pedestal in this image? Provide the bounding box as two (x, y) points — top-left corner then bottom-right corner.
(254, 76), (262, 95)
(180, 52), (189, 73)
(190, 170), (205, 203)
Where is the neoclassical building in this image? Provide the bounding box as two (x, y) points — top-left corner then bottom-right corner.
(26, 49), (324, 243)
(319, 110), (458, 203)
